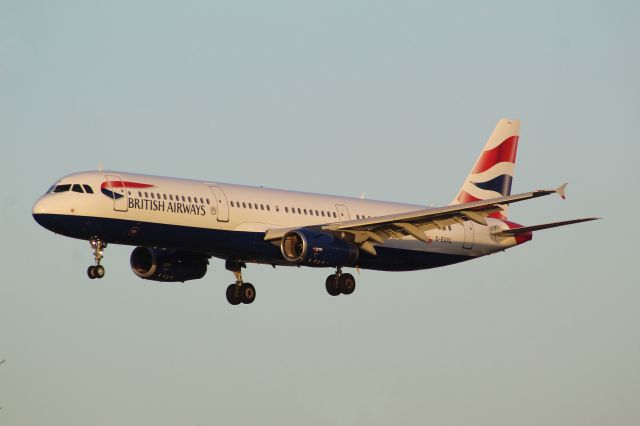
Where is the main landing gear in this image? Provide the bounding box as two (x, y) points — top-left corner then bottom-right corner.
(87, 238), (106, 279)
(225, 260), (256, 305)
(325, 267), (356, 297)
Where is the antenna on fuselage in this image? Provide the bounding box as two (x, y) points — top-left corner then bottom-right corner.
(360, 192), (365, 200)
(98, 163), (104, 172)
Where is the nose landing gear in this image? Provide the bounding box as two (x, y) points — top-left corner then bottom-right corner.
(87, 238), (107, 279)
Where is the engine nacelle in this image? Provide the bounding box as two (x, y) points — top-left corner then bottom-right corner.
(280, 229), (359, 267)
(130, 247), (208, 282)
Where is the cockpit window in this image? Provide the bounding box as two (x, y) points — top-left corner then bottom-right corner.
(46, 185), (56, 194)
(72, 184), (84, 193)
(83, 184), (94, 194)
(53, 184), (71, 193)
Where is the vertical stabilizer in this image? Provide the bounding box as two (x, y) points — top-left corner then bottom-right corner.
(450, 119), (520, 219)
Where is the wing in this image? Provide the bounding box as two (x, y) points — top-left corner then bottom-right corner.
(265, 184), (569, 255)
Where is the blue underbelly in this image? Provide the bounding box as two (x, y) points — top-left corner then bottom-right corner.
(33, 213), (472, 271)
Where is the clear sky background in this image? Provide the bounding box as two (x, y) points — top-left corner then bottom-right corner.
(1, 1), (638, 425)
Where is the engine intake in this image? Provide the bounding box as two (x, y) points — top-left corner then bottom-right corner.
(130, 247), (208, 282)
(280, 229), (358, 267)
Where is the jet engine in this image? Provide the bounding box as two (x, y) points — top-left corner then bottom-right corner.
(280, 229), (359, 267)
(130, 247), (208, 282)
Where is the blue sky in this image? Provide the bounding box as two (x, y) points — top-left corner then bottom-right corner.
(1, 1), (638, 425)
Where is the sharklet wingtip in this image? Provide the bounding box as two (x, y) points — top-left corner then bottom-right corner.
(556, 182), (568, 199)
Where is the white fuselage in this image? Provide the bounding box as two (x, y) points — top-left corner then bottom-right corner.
(33, 171), (523, 271)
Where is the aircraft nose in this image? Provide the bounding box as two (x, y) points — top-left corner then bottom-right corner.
(32, 196), (50, 215)
(32, 196), (57, 229)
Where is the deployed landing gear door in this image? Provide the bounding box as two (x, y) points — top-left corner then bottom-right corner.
(463, 220), (474, 249)
(335, 204), (351, 221)
(104, 175), (128, 212)
(209, 185), (229, 222)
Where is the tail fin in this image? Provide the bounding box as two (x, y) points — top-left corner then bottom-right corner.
(450, 119), (520, 220)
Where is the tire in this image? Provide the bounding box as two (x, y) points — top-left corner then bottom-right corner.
(87, 266), (96, 279)
(339, 273), (356, 295)
(325, 275), (340, 296)
(240, 283), (256, 304)
(226, 284), (241, 305)
(94, 265), (105, 279)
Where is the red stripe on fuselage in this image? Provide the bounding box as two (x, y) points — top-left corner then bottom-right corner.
(472, 135), (519, 174)
(101, 181), (155, 189)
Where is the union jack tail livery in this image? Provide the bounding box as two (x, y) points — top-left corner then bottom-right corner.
(451, 118), (520, 219)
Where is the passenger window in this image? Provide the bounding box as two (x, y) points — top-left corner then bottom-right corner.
(321, 211), (325, 217)
(206, 198), (210, 205)
(72, 184), (84, 193)
(145, 192), (149, 198)
(303, 209), (307, 215)
(200, 198), (204, 204)
(231, 201), (235, 207)
(254, 203), (258, 209)
(181, 196), (185, 202)
(333, 212), (337, 218)
(267, 205), (270, 211)
(169, 194), (173, 201)
(297, 208), (302, 214)
(53, 184), (71, 193)
(83, 185), (94, 194)
(163, 194), (167, 200)
(275, 206), (279, 212)
(242, 202), (246, 208)
(151, 193), (155, 199)
(285, 207), (289, 213)
(248, 203), (252, 209)
(188, 196), (192, 202)
(260, 204), (264, 210)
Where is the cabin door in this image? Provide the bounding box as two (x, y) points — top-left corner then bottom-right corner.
(104, 175), (128, 212)
(463, 220), (474, 249)
(209, 186), (229, 222)
(335, 204), (351, 221)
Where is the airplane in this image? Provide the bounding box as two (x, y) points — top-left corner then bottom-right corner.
(32, 119), (598, 305)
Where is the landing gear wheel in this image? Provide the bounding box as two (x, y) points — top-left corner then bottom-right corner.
(240, 283), (256, 304)
(338, 273), (356, 295)
(226, 284), (241, 305)
(325, 275), (341, 296)
(87, 266), (97, 279)
(225, 261), (257, 305)
(94, 265), (105, 279)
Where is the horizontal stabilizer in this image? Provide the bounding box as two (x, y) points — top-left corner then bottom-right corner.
(494, 217), (600, 236)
